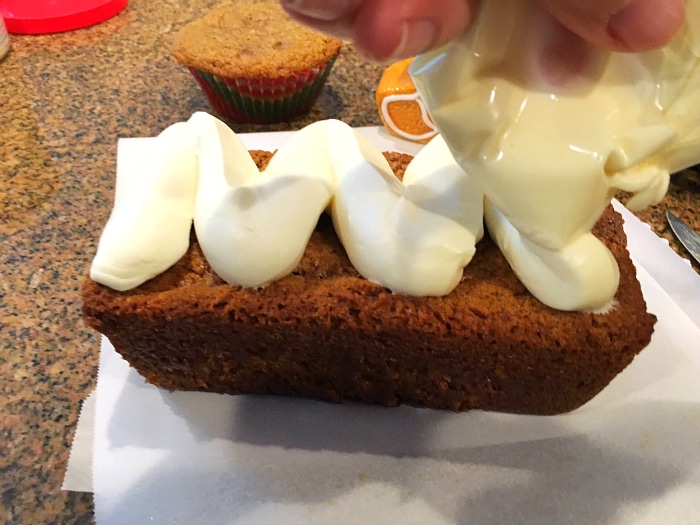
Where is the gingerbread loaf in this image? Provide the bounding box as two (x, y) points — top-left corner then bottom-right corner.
(82, 151), (656, 415)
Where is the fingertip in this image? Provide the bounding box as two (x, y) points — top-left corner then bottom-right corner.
(352, 4), (407, 61)
(607, 0), (685, 52)
(354, 16), (437, 62)
(353, 0), (473, 62)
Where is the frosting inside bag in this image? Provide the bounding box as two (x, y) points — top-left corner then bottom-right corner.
(411, 0), (700, 311)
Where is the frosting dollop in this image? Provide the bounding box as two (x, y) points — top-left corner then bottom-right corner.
(410, 0), (700, 310)
(91, 113), (484, 297)
(89, 123), (199, 291)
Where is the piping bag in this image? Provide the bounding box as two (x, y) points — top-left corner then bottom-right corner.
(409, 0), (700, 311)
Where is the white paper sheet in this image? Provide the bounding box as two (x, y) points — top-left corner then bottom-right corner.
(65, 127), (700, 524)
(61, 391), (95, 492)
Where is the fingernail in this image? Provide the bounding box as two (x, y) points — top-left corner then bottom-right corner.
(282, 0), (349, 22)
(386, 19), (437, 61)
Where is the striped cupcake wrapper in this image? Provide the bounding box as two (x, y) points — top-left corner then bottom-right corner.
(189, 55), (338, 124)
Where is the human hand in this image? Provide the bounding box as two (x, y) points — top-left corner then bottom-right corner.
(281, 0), (685, 61)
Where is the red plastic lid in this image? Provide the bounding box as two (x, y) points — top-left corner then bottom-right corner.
(0, 0), (128, 35)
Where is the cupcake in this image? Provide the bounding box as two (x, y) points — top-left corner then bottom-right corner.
(172, 1), (342, 124)
(376, 58), (438, 143)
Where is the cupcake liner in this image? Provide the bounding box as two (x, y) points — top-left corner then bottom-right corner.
(188, 55), (338, 125)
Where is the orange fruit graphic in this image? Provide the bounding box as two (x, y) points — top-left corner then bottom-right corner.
(376, 58), (438, 144)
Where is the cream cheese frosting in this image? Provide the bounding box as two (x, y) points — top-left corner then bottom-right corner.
(89, 123), (199, 291)
(91, 113), (484, 297)
(188, 113), (335, 288)
(410, 0), (700, 311)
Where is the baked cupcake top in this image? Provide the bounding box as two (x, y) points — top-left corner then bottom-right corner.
(172, 2), (342, 79)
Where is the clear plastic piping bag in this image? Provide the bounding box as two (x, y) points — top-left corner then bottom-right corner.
(409, 0), (699, 311)
(410, 0), (700, 230)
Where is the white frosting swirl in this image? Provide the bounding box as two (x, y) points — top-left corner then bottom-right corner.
(89, 123), (199, 291)
(329, 122), (483, 295)
(187, 113), (335, 288)
(91, 113), (484, 297)
(411, 0), (700, 311)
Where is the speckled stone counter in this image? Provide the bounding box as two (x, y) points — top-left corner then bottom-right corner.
(0, 1), (698, 523)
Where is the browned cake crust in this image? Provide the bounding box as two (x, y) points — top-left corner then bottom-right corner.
(82, 151), (657, 415)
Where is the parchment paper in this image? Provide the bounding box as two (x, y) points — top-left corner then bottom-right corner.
(64, 127), (700, 524)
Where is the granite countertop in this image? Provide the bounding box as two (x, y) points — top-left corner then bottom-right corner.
(1, 1), (698, 523)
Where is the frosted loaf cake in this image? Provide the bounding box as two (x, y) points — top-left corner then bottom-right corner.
(82, 114), (657, 414)
(84, 0), (700, 414)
